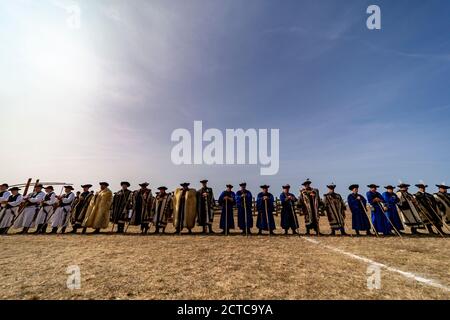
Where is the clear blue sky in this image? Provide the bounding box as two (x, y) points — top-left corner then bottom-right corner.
(1, 0), (449, 195)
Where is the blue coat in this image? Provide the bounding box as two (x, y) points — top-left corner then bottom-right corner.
(382, 191), (404, 231)
(366, 191), (391, 235)
(235, 190), (253, 229)
(347, 193), (370, 231)
(218, 191), (235, 230)
(280, 192), (299, 229)
(256, 192), (276, 230)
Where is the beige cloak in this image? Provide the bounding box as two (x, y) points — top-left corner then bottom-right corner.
(173, 188), (197, 230)
(82, 188), (113, 229)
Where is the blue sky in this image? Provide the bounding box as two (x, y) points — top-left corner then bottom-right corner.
(1, 0), (449, 195)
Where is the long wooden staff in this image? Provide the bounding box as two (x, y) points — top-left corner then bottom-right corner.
(416, 204), (445, 238)
(242, 192), (248, 237)
(377, 202), (402, 237)
(359, 199), (379, 237)
(264, 196), (270, 237)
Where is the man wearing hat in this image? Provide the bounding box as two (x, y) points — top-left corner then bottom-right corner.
(434, 183), (450, 227)
(50, 185), (75, 234)
(82, 182), (113, 234)
(414, 183), (444, 234)
(382, 185), (404, 234)
(280, 184), (299, 235)
(297, 179), (322, 235)
(0, 184), (11, 209)
(322, 183), (347, 236)
(366, 184), (391, 235)
(396, 183), (424, 234)
(196, 180), (215, 234)
(256, 185), (276, 235)
(235, 182), (253, 235)
(70, 184), (94, 233)
(110, 182), (133, 233)
(173, 183), (197, 234)
(347, 184), (372, 235)
(151, 186), (173, 234)
(0, 187), (23, 234)
(130, 183), (153, 234)
(218, 185), (235, 235)
(34, 186), (57, 234)
(14, 183), (45, 234)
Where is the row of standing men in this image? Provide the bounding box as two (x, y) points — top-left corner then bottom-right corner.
(0, 179), (449, 236)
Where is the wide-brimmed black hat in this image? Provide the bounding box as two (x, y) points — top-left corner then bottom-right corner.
(158, 186), (167, 190)
(327, 183), (336, 189)
(301, 179), (312, 186)
(180, 182), (190, 188)
(35, 184), (43, 188)
(397, 183), (410, 188)
(239, 182), (247, 187)
(64, 185), (74, 190)
(139, 182), (149, 187)
(81, 184), (92, 189)
(9, 187), (20, 191)
(120, 181), (130, 187)
(260, 185), (270, 189)
(99, 182), (109, 187)
(282, 184), (290, 189)
(200, 179), (208, 184)
(44, 186), (54, 190)
(415, 183), (427, 189)
(436, 184), (449, 189)
(384, 185), (395, 190)
(226, 184), (233, 189)
(367, 184), (379, 188)
(348, 184), (359, 191)
(1, 183), (9, 188)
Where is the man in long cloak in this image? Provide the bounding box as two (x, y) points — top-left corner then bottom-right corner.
(197, 179), (215, 234)
(50, 185), (75, 234)
(322, 183), (347, 235)
(235, 182), (253, 235)
(366, 184), (391, 235)
(14, 183), (45, 234)
(0, 187), (23, 234)
(279, 184), (299, 235)
(70, 184), (94, 233)
(111, 182), (133, 233)
(347, 184), (372, 235)
(382, 185), (404, 233)
(434, 183), (450, 227)
(256, 185), (275, 235)
(297, 179), (321, 235)
(173, 183), (197, 234)
(34, 185), (56, 234)
(396, 183), (425, 234)
(218, 184), (235, 235)
(415, 183), (444, 235)
(151, 186), (173, 234)
(129, 182), (153, 234)
(82, 182), (113, 234)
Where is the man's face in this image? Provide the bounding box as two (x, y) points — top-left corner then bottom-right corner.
(35, 187), (42, 193)
(121, 185), (128, 191)
(370, 187), (377, 192)
(160, 190), (166, 195)
(387, 188), (394, 193)
(0, 185), (6, 192)
(11, 190), (18, 196)
(283, 188), (289, 193)
(240, 186), (246, 191)
(439, 187), (447, 193)
(353, 188), (359, 193)
(262, 188), (268, 193)
(419, 187), (425, 192)
(83, 187), (90, 192)
(100, 185), (107, 190)
(201, 182), (207, 188)
(328, 188), (334, 193)
(304, 184), (311, 189)
(45, 189), (52, 194)
(226, 187), (232, 192)
(64, 188), (71, 193)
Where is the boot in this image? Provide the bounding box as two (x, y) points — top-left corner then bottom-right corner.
(247, 228), (252, 235)
(305, 228), (310, 235)
(202, 226), (207, 234)
(366, 229), (373, 235)
(208, 224), (213, 234)
(330, 229), (336, 236)
(61, 227), (66, 234)
(341, 228), (348, 236)
(188, 229), (193, 234)
(355, 230), (360, 236)
(257, 229), (262, 235)
(116, 223), (124, 233)
(426, 225), (436, 234)
(21, 227), (29, 234)
(92, 228), (100, 234)
(269, 229), (275, 235)
(70, 226), (78, 233)
(41, 224), (48, 234)
(284, 229), (288, 235)
(292, 228), (298, 235)
(33, 224), (43, 234)
(175, 227), (181, 234)
(0, 227), (6, 234)
(82, 227), (87, 234)
(411, 227), (418, 235)
(50, 227), (58, 234)
(155, 227), (160, 234)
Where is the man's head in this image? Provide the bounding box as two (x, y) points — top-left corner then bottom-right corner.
(226, 184), (233, 192)
(397, 183), (410, 191)
(436, 184), (449, 193)
(0, 184), (8, 192)
(44, 186), (54, 193)
(327, 183), (336, 192)
(200, 179), (208, 188)
(260, 185), (269, 193)
(99, 182), (109, 190)
(158, 186), (167, 195)
(302, 179), (312, 189)
(384, 185), (395, 193)
(367, 184), (379, 192)
(349, 184), (359, 193)
(415, 183), (427, 192)
(282, 184), (290, 193)
(81, 184), (92, 192)
(139, 182), (149, 190)
(9, 187), (20, 195)
(180, 182), (190, 190)
(121, 181), (130, 190)
(34, 184), (43, 193)
(64, 186), (74, 193)
(239, 182), (247, 191)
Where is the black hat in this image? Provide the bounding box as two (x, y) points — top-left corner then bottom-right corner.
(81, 184), (93, 189)
(239, 182), (247, 187)
(1, 183), (9, 188)
(348, 184), (359, 191)
(367, 184), (379, 189)
(384, 185), (395, 190)
(327, 183), (336, 189)
(301, 179), (312, 186)
(415, 183), (427, 189)
(282, 184), (290, 189)
(397, 183), (410, 188)
(64, 185), (74, 190)
(158, 186), (167, 190)
(436, 184), (449, 190)
(9, 187), (20, 191)
(200, 179), (208, 184)
(226, 184), (233, 189)
(99, 182), (109, 187)
(120, 181), (130, 187)
(44, 186), (54, 190)
(35, 184), (43, 188)
(260, 185), (270, 189)
(139, 182), (149, 187)
(180, 182), (190, 188)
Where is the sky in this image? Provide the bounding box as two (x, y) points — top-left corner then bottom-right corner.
(1, 0), (449, 196)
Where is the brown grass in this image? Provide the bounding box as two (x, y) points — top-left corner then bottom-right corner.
(0, 211), (449, 300)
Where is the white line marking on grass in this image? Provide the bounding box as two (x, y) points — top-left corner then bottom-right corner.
(301, 237), (450, 292)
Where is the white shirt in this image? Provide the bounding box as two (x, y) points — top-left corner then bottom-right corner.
(61, 192), (75, 205)
(0, 190), (11, 202)
(43, 192), (57, 206)
(26, 191), (45, 204)
(8, 194), (23, 207)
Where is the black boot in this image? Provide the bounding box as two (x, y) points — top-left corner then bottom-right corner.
(366, 229), (373, 236)
(116, 223), (124, 233)
(61, 227), (66, 234)
(355, 230), (360, 236)
(284, 229), (288, 235)
(21, 227), (29, 234)
(82, 227), (87, 234)
(426, 225), (436, 234)
(208, 224), (214, 234)
(188, 229), (193, 234)
(305, 228), (310, 235)
(292, 228), (298, 234)
(341, 228), (348, 235)
(331, 229), (336, 236)
(155, 227), (160, 234)
(270, 229), (275, 235)
(0, 227), (6, 234)
(92, 228), (100, 234)
(51, 227), (58, 234)
(257, 229), (262, 235)
(41, 224), (48, 234)
(411, 227), (418, 235)
(202, 226), (207, 234)
(33, 224), (43, 234)
(70, 226), (78, 233)
(247, 228), (252, 235)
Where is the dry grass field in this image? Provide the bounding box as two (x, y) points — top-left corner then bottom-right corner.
(0, 211), (449, 300)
